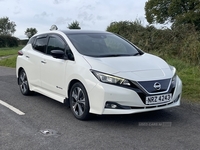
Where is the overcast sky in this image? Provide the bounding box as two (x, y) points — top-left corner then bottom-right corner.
(0, 0), (148, 39)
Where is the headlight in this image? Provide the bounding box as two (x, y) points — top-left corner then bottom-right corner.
(172, 73), (177, 84)
(91, 70), (131, 86)
(169, 65), (176, 75)
(169, 65), (177, 84)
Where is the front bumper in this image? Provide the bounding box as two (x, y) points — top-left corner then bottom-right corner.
(88, 76), (182, 115)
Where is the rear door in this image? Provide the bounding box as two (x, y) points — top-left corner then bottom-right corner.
(25, 35), (47, 88)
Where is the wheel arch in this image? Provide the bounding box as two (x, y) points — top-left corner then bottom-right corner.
(65, 79), (89, 107)
(67, 79), (82, 99)
(17, 67), (25, 85)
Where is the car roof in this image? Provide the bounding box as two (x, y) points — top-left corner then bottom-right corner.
(32, 30), (112, 38)
(60, 30), (110, 35)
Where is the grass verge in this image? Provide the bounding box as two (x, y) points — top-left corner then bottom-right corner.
(167, 59), (200, 102)
(0, 55), (17, 68)
(0, 45), (24, 57)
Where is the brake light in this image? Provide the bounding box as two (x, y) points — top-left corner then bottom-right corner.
(18, 50), (23, 56)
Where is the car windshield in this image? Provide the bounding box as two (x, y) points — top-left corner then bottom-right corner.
(67, 33), (141, 57)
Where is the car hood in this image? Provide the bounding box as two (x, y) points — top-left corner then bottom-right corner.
(83, 53), (173, 81)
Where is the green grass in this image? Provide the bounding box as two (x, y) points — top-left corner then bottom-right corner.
(0, 45), (24, 57)
(0, 55), (17, 68)
(167, 59), (200, 102)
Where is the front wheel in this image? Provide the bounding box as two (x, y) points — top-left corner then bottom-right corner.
(69, 82), (90, 120)
(18, 69), (31, 95)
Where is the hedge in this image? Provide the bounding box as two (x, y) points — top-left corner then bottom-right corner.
(0, 35), (19, 48)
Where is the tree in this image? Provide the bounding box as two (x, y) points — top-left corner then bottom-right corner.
(145, 0), (200, 29)
(68, 21), (81, 29)
(25, 28), (38, 39)
(0, 17), (16, 35)
(106, 20), (146, 42)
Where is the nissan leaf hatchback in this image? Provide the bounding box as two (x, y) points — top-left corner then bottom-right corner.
(16, 30), (182, 120)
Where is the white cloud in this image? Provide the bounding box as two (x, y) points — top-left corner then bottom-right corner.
(54, 17), (72, 26)
(0, 0), (148, 39)
(34, 12), (53, 18)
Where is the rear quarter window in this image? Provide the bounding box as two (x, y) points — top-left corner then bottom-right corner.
(27, 37), (36, 45)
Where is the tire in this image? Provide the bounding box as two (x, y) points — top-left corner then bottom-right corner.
(18, 69), (31, 95)
(69, 82), (90, 120)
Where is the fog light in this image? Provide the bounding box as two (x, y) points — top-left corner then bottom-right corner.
(105, 102), (118, 109)
(111, 104), (117, 109)
(105, 102), (131, 109)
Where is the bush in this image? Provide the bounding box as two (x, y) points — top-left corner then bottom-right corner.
(0, 36), (6, 47)
(0, 35), (19, 48)
(18, 39), (28, 45)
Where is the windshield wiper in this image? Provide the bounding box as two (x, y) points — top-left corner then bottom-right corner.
(101, 53), (141, 57)
(90, 53), (141, 57)
(98, 54), (132, 57)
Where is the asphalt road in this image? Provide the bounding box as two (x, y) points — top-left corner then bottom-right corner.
(0, 66), (200, 150)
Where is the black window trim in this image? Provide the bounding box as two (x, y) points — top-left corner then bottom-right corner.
(32, 34), (48, 54)
(46, 33), (75, 61)
(31, 33), (74, 61)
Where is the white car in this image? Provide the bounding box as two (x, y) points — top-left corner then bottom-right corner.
(16, 30), (182, 120)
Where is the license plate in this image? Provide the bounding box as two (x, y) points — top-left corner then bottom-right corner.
(146, 93), (172, 105)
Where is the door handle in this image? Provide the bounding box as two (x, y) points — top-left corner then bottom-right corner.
(26, 55), (30, 58)
(41, 60), (46, 64)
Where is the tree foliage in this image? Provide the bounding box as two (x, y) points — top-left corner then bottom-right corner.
(0, 17), (16, 35)
(25, 28), (38, 39)
(107, 20), (145, 41)
(107, 20), (152, 50)
(145, 0), (200, 29)
(68, 21), (81, 29)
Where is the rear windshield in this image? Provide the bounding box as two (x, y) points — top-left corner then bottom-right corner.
(67, 33), (141, 57)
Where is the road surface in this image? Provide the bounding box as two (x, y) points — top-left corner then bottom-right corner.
(0, 66), (200, 150)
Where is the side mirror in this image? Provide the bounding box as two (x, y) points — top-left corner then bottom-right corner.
(51, 50), (65, 59)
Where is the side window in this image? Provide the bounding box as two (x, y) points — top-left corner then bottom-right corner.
(34, 37), (47, 53)
(47, 35), (65, 55)
(27, 37), (36, 45)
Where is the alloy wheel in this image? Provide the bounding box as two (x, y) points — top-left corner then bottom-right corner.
(70, 82), (90, 120)
(19, 70), (30, 95)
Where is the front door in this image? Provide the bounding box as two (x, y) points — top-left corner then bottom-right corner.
(40, 34), (67, 101)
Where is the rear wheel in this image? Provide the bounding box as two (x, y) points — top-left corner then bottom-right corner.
(18, 69), (31, 95)
(69, 82), (90, 120)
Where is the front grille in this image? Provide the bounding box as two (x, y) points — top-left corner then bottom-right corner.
(137, 79), (171, 93)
